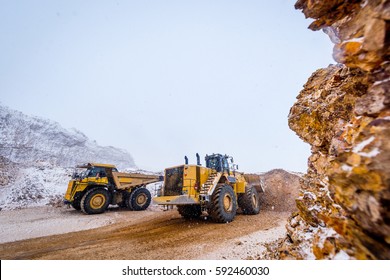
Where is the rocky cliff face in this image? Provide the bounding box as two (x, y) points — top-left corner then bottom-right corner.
(282, 0), (390, 259)
(0, 105), (136, 169)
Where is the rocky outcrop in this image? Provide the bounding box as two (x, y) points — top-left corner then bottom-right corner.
(282, 0), (390, 259)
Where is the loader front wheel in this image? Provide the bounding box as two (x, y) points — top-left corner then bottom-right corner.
(126, 188), (151, 211)
(177, 205), (202, 219)
(238, 186), (260, 215)
(209, 185), (237, 223)
(80, 188), (110, 214)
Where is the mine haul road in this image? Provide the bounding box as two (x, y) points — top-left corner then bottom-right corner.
(0, 207), (288, 260)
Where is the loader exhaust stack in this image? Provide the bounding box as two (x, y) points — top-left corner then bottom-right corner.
(196, 153), (201, 166)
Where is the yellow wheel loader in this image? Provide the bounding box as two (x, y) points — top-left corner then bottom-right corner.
(153, 154), (264, 223)
(64, 163), (163, 214)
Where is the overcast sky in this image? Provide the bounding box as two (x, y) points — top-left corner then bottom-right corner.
(0, 0), (334, 172)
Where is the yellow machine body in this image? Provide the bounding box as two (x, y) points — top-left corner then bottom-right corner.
(153, 164), (247, 205)
(153, 153), (264, 223)
(64, 162), (162, 215)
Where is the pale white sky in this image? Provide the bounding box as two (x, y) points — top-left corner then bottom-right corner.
(0, 0), (333, 172)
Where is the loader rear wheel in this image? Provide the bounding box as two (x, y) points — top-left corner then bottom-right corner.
(80, 188), (110, 215)
(177, 205), (202, 219)
(238, 186), (260, 215)
(126, 188), (151, 211)
(209, 185), (237, 223)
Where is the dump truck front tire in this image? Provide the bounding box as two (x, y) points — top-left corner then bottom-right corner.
(126, 188), (151, 211)
(209, 184), (237, 223)
(80, 188), (110, 214)
(177, 205), (202, 219)
(238, 186), (260, 215)
(71, 199), (81, 210)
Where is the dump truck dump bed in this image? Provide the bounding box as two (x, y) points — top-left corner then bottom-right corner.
(112, 172), (162, 190)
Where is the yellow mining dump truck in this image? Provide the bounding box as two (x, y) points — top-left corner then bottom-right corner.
(64, 163), (163, 214)
(153, 153), (264, 223)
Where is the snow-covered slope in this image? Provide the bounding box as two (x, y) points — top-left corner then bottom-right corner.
(0, 105), (135, 169)
(0, 160), (162, 210)
(0, 162), (72, 210)
(0, 105), (138, 210)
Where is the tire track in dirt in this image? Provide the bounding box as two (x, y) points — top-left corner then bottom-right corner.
(0, 210), (287, 260)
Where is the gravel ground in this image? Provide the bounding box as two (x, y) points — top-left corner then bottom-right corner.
(0, 204), (162, 244)
(200, 216), (289, 260)
(0, 169), (300, 259)
(0, 206), (289, 260)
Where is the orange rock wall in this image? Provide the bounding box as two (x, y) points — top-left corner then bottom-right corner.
(287, 0), (390, 259)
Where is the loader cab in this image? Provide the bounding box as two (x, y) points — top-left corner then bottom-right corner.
(205, 154), (231, 173)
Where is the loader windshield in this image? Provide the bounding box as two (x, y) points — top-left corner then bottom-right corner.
(207, 157), (219, 170)
(205, 154), (230, 173)
(206, 155), (224, 172)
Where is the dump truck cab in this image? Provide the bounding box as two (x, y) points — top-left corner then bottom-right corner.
(154, 154), (264, 223)
(72, 164), (118, 180)
(64, 162), (162, 215)
(65, 163), (117, 206)
(70, 163), (118, 187)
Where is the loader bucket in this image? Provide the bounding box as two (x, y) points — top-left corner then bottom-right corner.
(243, 174), (265, 193)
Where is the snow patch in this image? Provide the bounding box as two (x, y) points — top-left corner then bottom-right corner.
(303, 191), (317, 201)
(315, 226), (338, 250)
(352, 136), (375, 153)
(285, 170), (305, 178)
(341, 164), (353, 172)
(360, 0), (368, 8)
(373, 77), (390, 86)
(333, 250), (351, 260)
(344, 37), (364, 43)
(351, 136), (380, 158)
(308, 204), (323, 212)
(358, 147), (380, 158)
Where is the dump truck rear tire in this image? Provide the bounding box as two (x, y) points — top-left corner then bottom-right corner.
(177, 205), (202, 219)
(209, 184), (237, 223)
(238, 186), (260, 215)
(126, 188), (151, 211)
(125, 192), (134, 210)
(80, 188), (110, 214)
(117, 201), (127, 208)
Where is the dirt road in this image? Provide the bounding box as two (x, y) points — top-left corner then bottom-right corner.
(0, 206), (289, 260)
